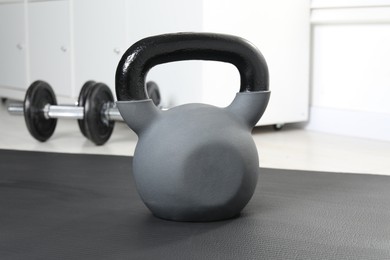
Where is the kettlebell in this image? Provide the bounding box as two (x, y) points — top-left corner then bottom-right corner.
(116, 33), (270, 222)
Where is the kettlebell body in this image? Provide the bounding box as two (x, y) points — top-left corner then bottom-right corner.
(116, 33), (270, 221)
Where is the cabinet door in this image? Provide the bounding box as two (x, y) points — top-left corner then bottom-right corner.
(28, 0), (72, 98)
(0, 2), (27, 90)
(203, 0), (310, 125)
(126, 0), (203, 107)
(73, 0), (126, 96)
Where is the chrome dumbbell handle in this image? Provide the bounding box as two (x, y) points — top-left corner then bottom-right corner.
(7, 102), (123, 121)
(7, 103), (86, 119)
(7, 103), (24, 116)
(103, 103), (123, 121)
(45, 105), (84, 119)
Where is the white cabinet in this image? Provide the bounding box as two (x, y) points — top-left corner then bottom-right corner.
(202, 0), (310, 126)
(126, 0), (203, 106)
(28, 0), (72, 98)
(73, 0), (127, 95)
(0, 0), (310, 127)
(0, 2), (27, 92)
(122, 0), (310, 126)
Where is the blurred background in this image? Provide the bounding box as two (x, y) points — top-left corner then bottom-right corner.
(1, 0), (389, 140)
(0, 0), (389, 173)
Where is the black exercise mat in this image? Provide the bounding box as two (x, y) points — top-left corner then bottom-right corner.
(0, 149), (389, 259)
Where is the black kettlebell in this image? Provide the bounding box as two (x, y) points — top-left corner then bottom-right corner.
(116, 33), (270, 222)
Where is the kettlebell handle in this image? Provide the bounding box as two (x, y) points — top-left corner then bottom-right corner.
(116, 33), (269, 101)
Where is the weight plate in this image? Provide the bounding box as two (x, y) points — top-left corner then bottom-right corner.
(24, 81), (57, 142)
(146, 81), (161, 106)
(84, 83), (115, 145)
(77, 81), (96, 137)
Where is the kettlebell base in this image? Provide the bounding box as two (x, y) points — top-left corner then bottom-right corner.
(150, 210), (242, 222)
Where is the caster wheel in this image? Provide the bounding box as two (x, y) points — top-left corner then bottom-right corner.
(273, 123), (284, 131)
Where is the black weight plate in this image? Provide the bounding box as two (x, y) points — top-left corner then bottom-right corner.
(146, 81), (161, 106)
(24, 81), (57, 142)
(84, 83), (115, 145)
(77, 81), (96, 137)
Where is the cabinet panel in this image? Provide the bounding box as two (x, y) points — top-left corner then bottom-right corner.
(203, 0), (310, 125)
(28, 0), (72, 97)
(73, 0), (126, 96)
(0, 3), (27, 90)
(126, 0), (203, 106)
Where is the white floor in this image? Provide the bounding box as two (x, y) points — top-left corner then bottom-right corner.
(1, 100), (389, 175)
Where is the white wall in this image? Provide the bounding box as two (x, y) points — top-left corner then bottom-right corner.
(307, 1), (390, 141)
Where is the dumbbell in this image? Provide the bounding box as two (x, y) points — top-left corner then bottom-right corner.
(7, 80), (161, 145)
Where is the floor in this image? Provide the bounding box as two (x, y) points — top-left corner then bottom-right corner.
(1, 100), (389, 175)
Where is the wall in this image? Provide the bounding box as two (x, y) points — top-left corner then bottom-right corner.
(308, 0), (390, 141)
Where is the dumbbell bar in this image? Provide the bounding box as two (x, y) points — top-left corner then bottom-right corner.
(8, 100), (122, 121)
(7, 80), (161, 145)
